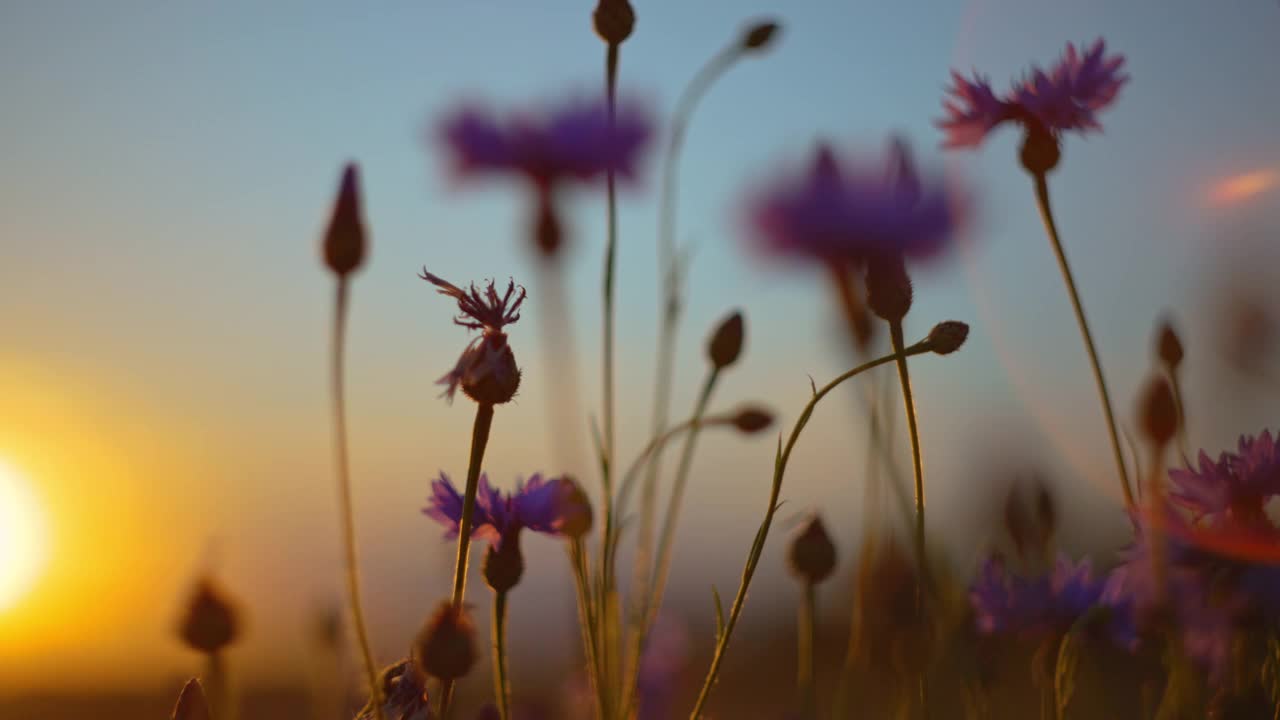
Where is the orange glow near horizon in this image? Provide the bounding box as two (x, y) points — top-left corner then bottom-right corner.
(1209, 169), (1278, 206)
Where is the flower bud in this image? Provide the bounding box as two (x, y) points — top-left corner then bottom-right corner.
(740, 20), (779, 52)
(172, 678), (212, 720)
(1156, 318), (1184, 371)
(866, 255), (913, 323)
(707, 310), (745, 369)
(533, 192), (563, 258)
(925, 321), (969, 355)
(322, 163), (367, 276)
(178, 578), (240, 655)
(592, 0), (634, 45)
(1019, 123), (1061, 176)
(730, 406), (774, 434)
(413, 602), (477, 682)
(788, 514), (837, 585)
(459, 339), (522, 406)
(555, 477), (594, 539)
(1139, 375), (1178, 448)
(482, 532), (524, 593)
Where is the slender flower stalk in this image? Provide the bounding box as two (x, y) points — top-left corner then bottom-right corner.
(689, 325), (965, 718)
(798, 582), (817, 719)
(1032, 174), (1134, 507)
(491, 591), (511, 720)
(889, 321), (927, 558)
(321, 165), (384, 720)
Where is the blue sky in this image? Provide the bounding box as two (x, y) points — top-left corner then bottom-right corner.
(1, 0), (1278, 689)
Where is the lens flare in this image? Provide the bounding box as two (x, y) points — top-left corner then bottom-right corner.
(1209, 169), (1278, 206)
(0, 459), (49, 612)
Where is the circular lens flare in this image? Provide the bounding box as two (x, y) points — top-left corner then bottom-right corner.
(0, 459), (49, 612)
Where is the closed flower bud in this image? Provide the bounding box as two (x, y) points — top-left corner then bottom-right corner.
(179, 579), (240, 655)
(1156, 318), (1184, 370)
(1139, 375), (1178, 447)
(707, 310), (745, 369)
(866, 255), (913, 323)
(482, 532), (524, 593)
(556, 477), (594, 539)
(413, 602), (477, 682)
(592, 0), (634, 45)
(788, 515), (837, 585)
(322, 163), (367, 276)
(925, 321), (969, 355)
(731, 406), (774, 434)
(171, 678), (212, 720)
(740, 20), (780, 52)
(1019, 123), (1061, 176)
(533, 193), (563, 258)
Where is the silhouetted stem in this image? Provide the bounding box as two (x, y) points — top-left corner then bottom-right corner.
(689, 341), (935, 719)
(888, 321), (926, 563)
(330, 279), (385, 720)
(798, 582), (817, 720)
(600, 40), (621, 550)
(1032, 173), (1134, 508)
(491, 591), (511, 720)
(440, 401), (496, 716)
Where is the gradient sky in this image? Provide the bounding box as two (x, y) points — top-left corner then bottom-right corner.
(1, 0), (1278, 693)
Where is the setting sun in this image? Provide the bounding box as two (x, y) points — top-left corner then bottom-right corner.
(0, 459), (48, 613)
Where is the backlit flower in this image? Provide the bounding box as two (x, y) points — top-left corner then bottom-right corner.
(970, 554), (1107, 638)
(420, 271), (525, 404)
(424, 472), (580, 542)
(938, 39), (1128, 149)
(1169, 431), (1280, 524)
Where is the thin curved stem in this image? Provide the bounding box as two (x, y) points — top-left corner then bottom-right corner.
(888, 321), (926, 563)
(439, 401), (496, 716)
(491, 592), (511, 720)
(689, 340), (935, 719)
(1031, 173), (1134, 509)
(329, 279), (386, 720)
(569, 538), (608, 720)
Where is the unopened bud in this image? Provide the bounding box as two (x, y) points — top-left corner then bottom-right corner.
(1034, 482), (1057, 543)
(1156, 318), (1184, 370)
(533, 193), (563, 258)
(592, 0), (634, 45)
(555, 477), (594, 539)
(731, 406), (774, 434)
(925, 321), (969, 355)
(413, 602), (477, 682)
(740, 20), (780, 52)
(1139, 375), (1178, 448)
(866, 255), (913, 323)
(323, 163), (367, 276)
(483, 532), (524, 593)
(788, 514), (837, 585)
(179, 579), (240, 655)
(707, 310), (745, 369)
(172, 678), (212, 720)
(459, 340), (522, 406)
(1019, 123), (1061, 176)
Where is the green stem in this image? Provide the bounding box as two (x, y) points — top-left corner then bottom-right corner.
(569, 538), (608, 720)
(330, 279), (386, 720)
(798, 582), (817, 720)
(689, 340), (935, 718)
(440, 401), (496, 715)
(888, 321), (926, 565)
(491, 592), (511, 720)
(1031, 173), (1134, 508)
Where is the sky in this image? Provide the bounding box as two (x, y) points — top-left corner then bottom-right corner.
(0, 0), (1278, 694)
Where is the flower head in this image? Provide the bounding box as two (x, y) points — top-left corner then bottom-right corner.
(424, 472), (580, 543)
(439, 97), (653, 190)
(1169, 431), (1280, 523)
(938, 39), (1128, 149)
(745, 139), (968, 266)
(420, 271), (526, 404)
(970, 554), (1106, 638)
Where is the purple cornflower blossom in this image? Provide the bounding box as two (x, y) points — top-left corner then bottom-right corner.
(1169, 430), (1280, 526)
(970, 553), (1109, 639)
(938, 39), (1128, 149)
(420, 271), (526, 404)
(437, 96), (654, 256)
(744, 138), (969, 266)
(424, 472), (579, 544)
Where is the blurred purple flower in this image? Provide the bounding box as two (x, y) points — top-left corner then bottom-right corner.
(438, 97), (653, 189)
(744, 139), (969, 265)
(970, 554), (1108, 638)
(424, 472), (578, 543)
(938, 39), (1128, 148)
(1169, 431), (1280, 524)
(636, 616), (689, 720)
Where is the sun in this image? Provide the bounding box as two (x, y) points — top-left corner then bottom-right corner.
(0, 459), (48, 612)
